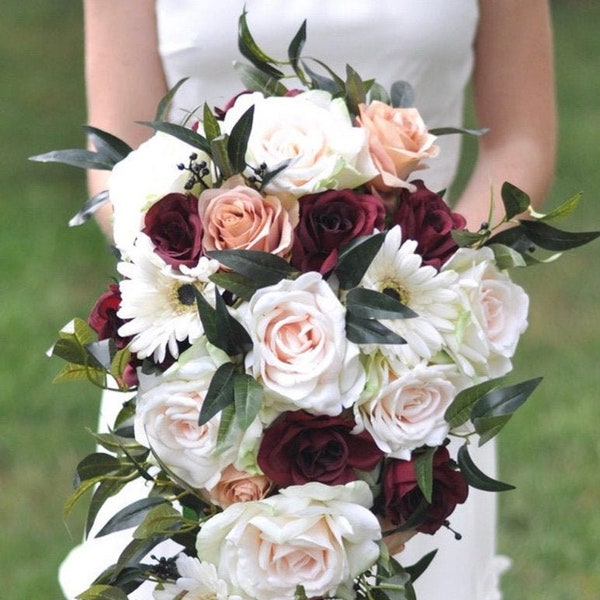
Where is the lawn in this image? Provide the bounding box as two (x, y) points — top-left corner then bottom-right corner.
(0, 1), (598, 599)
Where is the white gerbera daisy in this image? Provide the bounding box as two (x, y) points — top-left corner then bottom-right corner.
(360, 225), (459, 365)
(117, 234), (219, 363)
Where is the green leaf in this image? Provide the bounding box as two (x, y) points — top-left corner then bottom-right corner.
(537, 192), (582, 222)
(451, 228), (489, 248)
(444, 377), (505, 429)
(86, 477), (131, 537)
(114, 534), (164, 576)
(132, 503), (183, 539)
(210, 134), (234, 179)
(501, 181), (531, 220)
(488, 243), (527, 269)
(259, 159), (292, 189)
(227, 104), (254, 173)
(390, 80), (415, 108)
(429, 126), (489, 137)
(208, 249), (296, 285)
(518, 219), (600, 251)
(232, 62), (289, 96)
(74, 453), (122, 487)
(287, 20), (307, 82)
(194, 289), (219, 347)
(238, 9), (284, 79)
(414, 446), (436, 503)
(68, 189), (110, 227)
(474, 414), (513, 446)
(346, 288), (418, 320)
(234, 373), (263, 430)
(138, 121), (211, 155)
(155, 77), (189, 121)
(53, 362), (104, 385)
(405, 549), (438, 583)
(96, 497), (169, 538)
(345, 313), (406, 345)
(294, 585), (309, 600)
(302, 58), (345, 95)
(209, 270), (261, 301)
(110, 347), (133, 383)
(202, 102), (221, 142)
(216, 403), (237, 453)
(29, 148), (115, 171)
(83, 125), (133, 164)
(368, 81), (391, 104)
(213, 287), (253, 356)
(76, 585), (129, 600)
(199, 362), (236, 425)
(471, 377), (543, 420)
(335, 232), (386, 289)
(457, 444), (515, 491)
(344, 64), (367, 116)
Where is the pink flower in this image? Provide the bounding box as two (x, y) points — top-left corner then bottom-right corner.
(207, 465), (272, 508)
(198, 176), (297, 259)
(357, 101), (439, 191)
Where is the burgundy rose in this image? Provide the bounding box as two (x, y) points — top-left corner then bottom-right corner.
(142, 193), (203, 268)
(291, 189), (385, 274)
(391, 180), (466, 269)
(257, 410), (384, 487)
(381, 446), (468, 534)
(89, 284), (128, 347)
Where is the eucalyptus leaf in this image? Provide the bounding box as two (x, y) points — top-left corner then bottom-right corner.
(69, 189), (110, 226)
(208, 249), (296, 284)
(202, 102), (221, 142)
(227, 104), (254, 173)
(138, 121), (211, 155)
(414, 446), (436, 503)
(238, 9), (285, 79)
(83, 125), (133, 164)
(234, 373), (263, 429)
(335, 232), (386, 289)
(368, 81), (391, 104)
(75, 585), (129, 600)
(232, 62), (289, 96)
(518, 219), (600, 251)
(96, 497), (169, 538)
(444, 377), (504, 429)
(345, 313), (406, 345)
(346, 288), (418, 320)
(390, 80), (415, 108)
(457, 444), (515, 491)
(501, 181), (531, 220)
(29, 148), (116, 171)
(199, 362), (237, 425)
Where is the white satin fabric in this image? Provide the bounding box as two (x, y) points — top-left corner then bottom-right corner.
(61, 2), (511, 598)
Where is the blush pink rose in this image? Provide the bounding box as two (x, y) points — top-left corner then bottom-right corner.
(198, 176), (297, 259)
(208, 465), (272, 509)
(356, 101), (439, 191)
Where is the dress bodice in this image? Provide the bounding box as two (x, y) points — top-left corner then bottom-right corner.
(155, 0), (479, 193)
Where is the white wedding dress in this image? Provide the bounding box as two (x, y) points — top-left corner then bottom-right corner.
(60, 1), (510, 598)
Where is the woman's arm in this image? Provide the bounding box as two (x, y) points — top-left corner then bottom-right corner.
(83, 0), (168, 238)
(454, 0), (556, 231)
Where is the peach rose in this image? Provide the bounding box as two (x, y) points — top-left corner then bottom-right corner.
(198, 176), (297, 259)
(208, 465), (272, 508)
(357, 101), (439, 191)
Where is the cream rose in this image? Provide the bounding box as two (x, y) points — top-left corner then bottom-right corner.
(109, 132), (212, 257)
(443, 247), (529, 378)
(356, 356), (466, 459)
(222, 91), (378, 197)
(241, 272), (365, 417)
(198, 175), (297, 259)
(356, 101), (439, 191)
(196, 481), (381, 600)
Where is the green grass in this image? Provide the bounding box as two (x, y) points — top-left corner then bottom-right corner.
(1, 1), (599, 598)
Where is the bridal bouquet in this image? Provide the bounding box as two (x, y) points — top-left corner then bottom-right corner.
(37, 12), (598, 600)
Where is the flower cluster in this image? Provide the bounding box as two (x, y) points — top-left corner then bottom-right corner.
(42, 13), (598, 600)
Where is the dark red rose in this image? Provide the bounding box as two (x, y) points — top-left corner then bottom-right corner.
(391, 180), (466, 269)
(381, 446), (468, 534)
(142, 193), (203, 268)
(291, 189), (385, 274)
(89, 284), (129, 348)
(257, 411), (384, 487)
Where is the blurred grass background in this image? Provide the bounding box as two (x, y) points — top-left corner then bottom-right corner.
(0, 1), (598, 598)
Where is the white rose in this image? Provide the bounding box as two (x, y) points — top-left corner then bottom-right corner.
(222, 91), (378, 196)
(241, 272), (365, 417)
(153, 555), (242, 600)
(355, 355), (466, 459)
(135, 340), (244, 490)
(443, 247), (529, 378)
(109, 132), (211, 256)
(196, 481), (381, 600)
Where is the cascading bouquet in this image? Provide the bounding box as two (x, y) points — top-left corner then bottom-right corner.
(36, 12), (598, 600)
